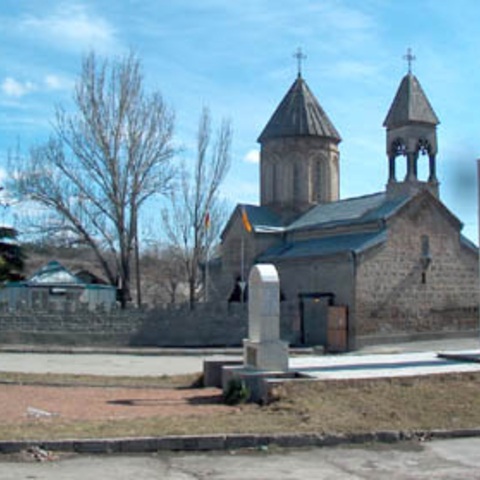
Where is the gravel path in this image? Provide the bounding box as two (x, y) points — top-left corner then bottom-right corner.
(0, 384), (231, 424)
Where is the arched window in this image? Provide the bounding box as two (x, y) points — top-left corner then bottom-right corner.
(416, 139), (431, 181)
(271, 162), (277, 202)
(293, 163), (301, 202)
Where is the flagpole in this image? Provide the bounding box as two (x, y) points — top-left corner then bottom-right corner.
(477, 159), (480, 342)
(241, 234), (245, 303)
(239, 205), (251, 304)
(205, 245), (209, 302)
(204, 212), (210, 303)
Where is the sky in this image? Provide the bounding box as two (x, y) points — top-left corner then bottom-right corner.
(0, 0), (479, 243)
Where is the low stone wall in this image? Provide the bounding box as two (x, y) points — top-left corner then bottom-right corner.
(0, 301), (301, 347)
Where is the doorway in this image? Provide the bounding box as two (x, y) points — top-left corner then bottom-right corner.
(298, 292), (334, 346)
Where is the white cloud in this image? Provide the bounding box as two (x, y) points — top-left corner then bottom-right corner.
(1, 77), (35, 98)
(0, 73), (72, 99)
(220, 180), (258, 205)
(19, 3), (119, 53)
(44, 74), (72, 91)
(45, 75), (62, 90)
(0, 166), (7, 184)
(309, 2), (375, 32)
(244, 149), (260, 164)
(330, 61), (380, 80)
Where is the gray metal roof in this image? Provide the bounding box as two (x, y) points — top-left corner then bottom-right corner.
(287, 192), (410, 232)
(383, 73), (440, 128)
(259, 230), (387, 261)
(240, 204), (284, 232)
(258, 75), (341, 143)
(460, 234), (478, 253)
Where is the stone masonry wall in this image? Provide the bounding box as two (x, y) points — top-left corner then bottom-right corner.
(0, 300), (300, 347)
(354, 197), (479, 346)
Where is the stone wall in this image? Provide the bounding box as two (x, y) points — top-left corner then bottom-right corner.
(354, 196), (479, 347)
(0, 300), (301, 347)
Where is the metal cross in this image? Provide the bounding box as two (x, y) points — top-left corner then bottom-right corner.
(403, 47), (416, 74)
(293, 47), (307, 77)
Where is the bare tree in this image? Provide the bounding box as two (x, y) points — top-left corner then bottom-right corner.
(162, 108), (232, 309)
(9, 52), (176, 308)
(140, 244), (187, 305)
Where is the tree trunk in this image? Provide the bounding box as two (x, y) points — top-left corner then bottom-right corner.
(189, 277), (196, 310)
(135, 224), (142, 308)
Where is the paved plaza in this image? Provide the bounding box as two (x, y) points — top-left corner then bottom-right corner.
(291, 350), (480, 380)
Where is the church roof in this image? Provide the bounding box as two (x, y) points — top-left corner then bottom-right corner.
(461, 234), (479, 253)
(383, 73), (440, 128)
(241, 204), (284, 232)
(259, 230), (387, 261)
(287, 192), (411, 232)
(221, 204), (284, 240)
(258, 75), (341, 143)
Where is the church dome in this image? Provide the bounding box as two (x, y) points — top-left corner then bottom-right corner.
(258, 75), (341, 143)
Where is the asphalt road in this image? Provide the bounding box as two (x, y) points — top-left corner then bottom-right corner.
(0, 338), (477, 377)
(1, 438), (479, 479)
(0, 352), (222, 376)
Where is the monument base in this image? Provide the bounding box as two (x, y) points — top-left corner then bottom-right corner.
(222, 365), (296, 403)
(243, 339), (289, 372)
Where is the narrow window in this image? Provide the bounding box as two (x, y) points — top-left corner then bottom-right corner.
(421, 235), (430, 258)
(271, 163), (277, 202)
(293, 164), (300, 202)
(421, 235), (431, 284)
(312, 160), (321, 201)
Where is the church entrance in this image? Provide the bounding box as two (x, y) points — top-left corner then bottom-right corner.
(298, 292), (334, 347)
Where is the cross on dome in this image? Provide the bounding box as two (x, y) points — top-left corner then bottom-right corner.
(403, 47), (416, 74)
(293, 47), (307, 78)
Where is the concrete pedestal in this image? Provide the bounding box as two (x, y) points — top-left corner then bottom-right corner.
(244, 339), (289, 372)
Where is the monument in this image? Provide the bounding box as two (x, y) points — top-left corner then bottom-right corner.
(244, 264), (289, 372)
(203, 263), (291, 402)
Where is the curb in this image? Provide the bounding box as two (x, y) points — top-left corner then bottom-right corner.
(0, 346), (242, 357)
(2, 429), (480, 455)
(0, 346), (313, 357)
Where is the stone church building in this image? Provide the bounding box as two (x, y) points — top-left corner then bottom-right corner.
(212, 67), (478, 350)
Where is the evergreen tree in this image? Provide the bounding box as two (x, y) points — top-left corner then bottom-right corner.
(0, 227), (24, 283)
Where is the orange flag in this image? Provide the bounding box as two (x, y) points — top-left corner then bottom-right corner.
(241, 206), (252, 233)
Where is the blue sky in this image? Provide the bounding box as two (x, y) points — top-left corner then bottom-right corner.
(0, 0), (479, 242)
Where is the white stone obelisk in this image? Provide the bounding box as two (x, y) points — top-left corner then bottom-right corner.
(243, 264), (288, 372)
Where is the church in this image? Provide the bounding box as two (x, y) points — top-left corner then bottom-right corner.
(212, 56), (479, 350)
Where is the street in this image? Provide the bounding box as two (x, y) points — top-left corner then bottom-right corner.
(0, 352), (217, 376)
(1, 438), (480, 479)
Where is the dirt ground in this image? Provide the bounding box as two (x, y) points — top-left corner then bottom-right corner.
(0, 384), (232, 424)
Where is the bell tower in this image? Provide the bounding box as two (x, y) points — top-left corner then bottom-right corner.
(257, 50), (341, 221)
(384, 49), (440, 198)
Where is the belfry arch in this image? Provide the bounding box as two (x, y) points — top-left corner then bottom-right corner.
(383, 55), (440, 198)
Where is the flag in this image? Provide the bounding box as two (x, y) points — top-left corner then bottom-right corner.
(241, 206), (252, 233)
(204, 212), (210, 229)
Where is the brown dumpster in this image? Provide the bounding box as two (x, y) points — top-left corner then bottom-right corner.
(327, 306), (348, 352)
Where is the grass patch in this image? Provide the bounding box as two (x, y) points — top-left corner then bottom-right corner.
(1, 373), (480, 440)
(267, 373), (480, 434)
(0, 371), (203, 389)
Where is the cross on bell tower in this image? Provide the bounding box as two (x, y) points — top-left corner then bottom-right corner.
(293, 47), (307, 78)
